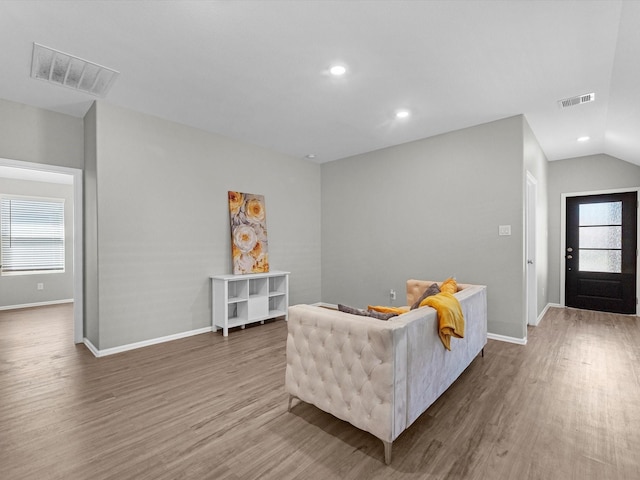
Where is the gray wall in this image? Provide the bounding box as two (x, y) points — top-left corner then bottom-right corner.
(0, 98), (84, 169)
(88, 101), (321, 349)
(547, 154), (640, 304)
(5, 94), (638, 348)
(321, 116), (528, 339)
(0, 178), (74, 307)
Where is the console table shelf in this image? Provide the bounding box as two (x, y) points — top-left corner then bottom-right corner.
(210, 270), (289, 336)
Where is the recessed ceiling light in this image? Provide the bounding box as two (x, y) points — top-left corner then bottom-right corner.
(329, 65), (346, 76)
(305, 154), (317, 159)
(577, 136), (590, 142)
(395, 110), (410, 119)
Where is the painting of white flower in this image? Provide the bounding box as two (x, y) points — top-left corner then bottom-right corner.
(228, 191), (269, 274)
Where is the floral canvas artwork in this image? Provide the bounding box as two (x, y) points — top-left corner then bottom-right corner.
(228, 191), (269, 274)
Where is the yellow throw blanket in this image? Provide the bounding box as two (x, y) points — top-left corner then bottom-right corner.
(423, 292), (465, 350)
(367, 305), (410, 315)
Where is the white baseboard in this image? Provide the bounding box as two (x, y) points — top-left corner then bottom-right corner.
(0, 298), (74, 311)
(487, 303), (563, 345)
(530, 303), (561, 327)
(83, 338), (100, 357)
(83, 326), (213, 358)
(487, 332), (528, 345)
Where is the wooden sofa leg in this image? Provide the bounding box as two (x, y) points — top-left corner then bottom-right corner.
(287, 394), (295, 412)
(383, 440), (392, 465)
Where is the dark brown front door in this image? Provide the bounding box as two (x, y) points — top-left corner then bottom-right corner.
(565, 192), (637, 314)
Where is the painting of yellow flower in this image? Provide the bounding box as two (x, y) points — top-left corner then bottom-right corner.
(228, 191), (269, 274)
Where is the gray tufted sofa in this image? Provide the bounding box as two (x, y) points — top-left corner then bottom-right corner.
(285, 280), (487, 464)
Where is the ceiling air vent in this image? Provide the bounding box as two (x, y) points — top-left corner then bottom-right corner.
(558, 92), (595, 109)
(30, 43), (119, 97)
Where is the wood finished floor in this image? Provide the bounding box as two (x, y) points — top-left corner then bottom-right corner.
(1, 305), (639, 479)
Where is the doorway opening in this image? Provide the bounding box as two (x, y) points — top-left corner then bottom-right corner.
(0, 158), (83, 342)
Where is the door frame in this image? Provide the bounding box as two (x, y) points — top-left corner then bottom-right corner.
(0, 157), (83, 342)
(526, 172), (538, 326)
(560, 187), (640, 315)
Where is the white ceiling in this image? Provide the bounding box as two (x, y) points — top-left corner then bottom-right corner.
(1, 0), (639, 165)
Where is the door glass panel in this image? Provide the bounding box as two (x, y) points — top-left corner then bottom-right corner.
(579, 202), (622, 226)
(579, 249), (621, 273)
(579, 226), (622, 249)
(578, 201), (623, 273)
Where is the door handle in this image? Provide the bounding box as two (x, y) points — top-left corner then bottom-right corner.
(527, 260), (533, 264)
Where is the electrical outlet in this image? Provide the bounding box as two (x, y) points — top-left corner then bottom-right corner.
(499, 225), (511, 236)
(390, 289), (396, 301)
(37, 283), (44, 290)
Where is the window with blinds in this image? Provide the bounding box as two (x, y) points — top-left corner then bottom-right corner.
(0, 196), (65, 274)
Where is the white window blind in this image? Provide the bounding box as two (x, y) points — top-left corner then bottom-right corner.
(0, 197), (65, 273)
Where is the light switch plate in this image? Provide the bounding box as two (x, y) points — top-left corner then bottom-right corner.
(499, 225), (511, 236)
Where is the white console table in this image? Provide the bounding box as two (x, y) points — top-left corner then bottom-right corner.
(210, 270), (289, 336)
